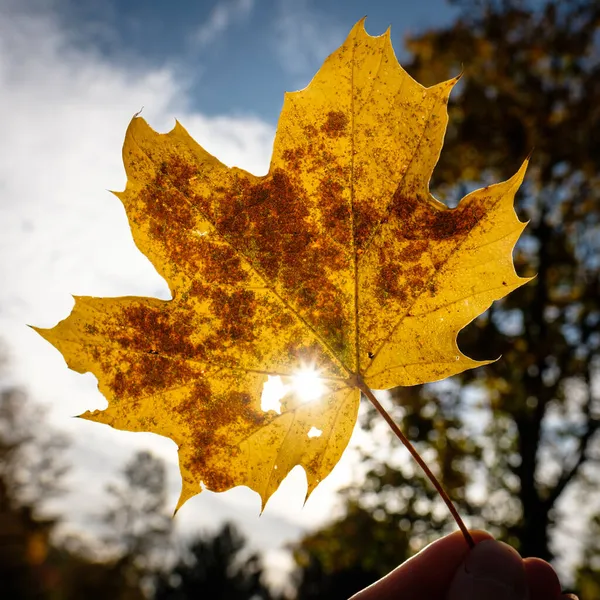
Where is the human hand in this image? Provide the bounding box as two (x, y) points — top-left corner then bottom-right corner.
(350, 530), (578, 600)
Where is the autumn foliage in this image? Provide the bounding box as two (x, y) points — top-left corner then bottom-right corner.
(35, 20), (529, 513)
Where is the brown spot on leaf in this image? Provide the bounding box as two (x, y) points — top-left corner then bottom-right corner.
(139, 155), (201, 273)
(396, 240), (430, 263)
(197, 241), (248, 285)
(354, 203), (378, 250)
(116, 304), (196, 358)
(321, 111), (348, 137)
(179, 380), (271, 492)
(104, 303), (200, 399)
(391, 192), (487, 240)
(211, 288), (258, 343)
(206, 168), (351, 355)
(377, 263), (405, 302)
(282, 147), (305, 171)
(112, 371), (127, 398)
(111, 353), (195, 400)
(319, 177), (351, 246)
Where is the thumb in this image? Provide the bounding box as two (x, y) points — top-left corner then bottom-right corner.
(446, 539), (528, 600)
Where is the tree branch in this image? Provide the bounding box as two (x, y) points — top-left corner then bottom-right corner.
(546, 365), (600, 508)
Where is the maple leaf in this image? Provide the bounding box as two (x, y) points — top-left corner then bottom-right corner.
(34, 20), (529, 513)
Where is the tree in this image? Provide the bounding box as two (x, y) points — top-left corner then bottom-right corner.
(575, 512), (600, 600)
(0, 351), (69, 599)
(0, 347), (150, 599)
(103, 450), (173, 594)
(292, 502), (407, 600)
(0, 385), (69, 510)
(292, 0), (600, 596)
(154, 522), (272, 600)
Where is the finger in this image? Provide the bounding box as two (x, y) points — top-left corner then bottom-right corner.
(446, 539), (528, 600)
(523, 557), (562, 600)
(350, 530), (493, 600)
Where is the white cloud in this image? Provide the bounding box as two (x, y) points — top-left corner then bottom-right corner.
(0, 0), (366, 575)
(273, 0), (346, 79)
(191, 0), (254, 47)
(0, 2), (273, 398)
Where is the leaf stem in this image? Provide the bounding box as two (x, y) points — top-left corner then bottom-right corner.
(357, 378), (475, 549)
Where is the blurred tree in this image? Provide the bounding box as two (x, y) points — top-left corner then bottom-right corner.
(291, 502), (406, 599)
(48, 544), (146, 600)
(0, 351), (69, 599)
(103, 450), (173, 595)
(0, 352), (147, 599)
(292, 0), (600, 597)
(0, 478), (57, 600)
(0, 384), (69, 510)
(154, 522), (272, 600)
(575, 513), (600, 600)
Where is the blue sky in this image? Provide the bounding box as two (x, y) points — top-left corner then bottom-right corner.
(56, 0), (461, 120)
(0, 0), (480, 589)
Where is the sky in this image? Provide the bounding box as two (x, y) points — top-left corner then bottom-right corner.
(0, 0), (466, 587)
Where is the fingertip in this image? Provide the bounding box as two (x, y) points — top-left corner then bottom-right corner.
(350, 530), (494, 599)
(447, 539), (528, 600)
(523, 557), (562, 600)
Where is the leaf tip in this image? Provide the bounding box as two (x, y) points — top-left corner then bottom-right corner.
(29, 323), (52, 342)
(430, 75), (460, 101)
(107, 189), (124, 199)
(351, 16), (368, 39)
(303, 485), (316, 507)
(511, 157), (530, 189)
(124, 113), (152, 143)
(354, 16), (392, 42)
(303, 469), (323, 506)
(521, 274), (536, 287)
(258, 493), (268, 516)
(78, 409), (103, 423)
(172, 118), (186, 134)
(175, 478), (199, 515)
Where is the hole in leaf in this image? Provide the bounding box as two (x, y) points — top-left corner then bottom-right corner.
(260, 376), (286, 414)
(307, 426), (323, 438)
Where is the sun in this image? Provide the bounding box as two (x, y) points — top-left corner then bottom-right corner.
(291, 365), (327, 402)
(260, 365), (328, 414)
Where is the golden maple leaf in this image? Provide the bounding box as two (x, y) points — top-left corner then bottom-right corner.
(35, 20), (529, 512)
